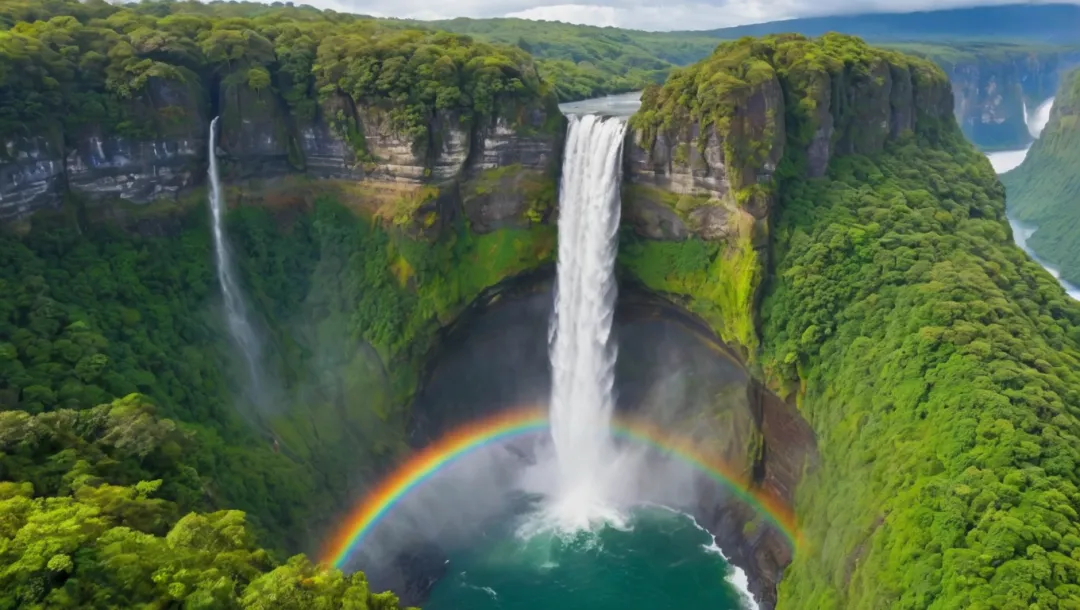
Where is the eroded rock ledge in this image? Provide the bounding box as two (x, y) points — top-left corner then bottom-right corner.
(1, 78), (564, 236)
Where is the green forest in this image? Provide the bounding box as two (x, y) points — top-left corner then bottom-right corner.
(0, 211), (405, 608)
(1002, 68), (1080, 286)
(764, 129), (1080, 609)
(5, 0), (1080, 608)
(622, 33), (1080, 608)
(0, 0), (552, 143)
(0, 192), (555, 607)
(0, 0), (560, 606)
(422, 17), (720, 101)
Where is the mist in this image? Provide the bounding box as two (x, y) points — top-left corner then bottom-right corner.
(348, 274), (765, 595)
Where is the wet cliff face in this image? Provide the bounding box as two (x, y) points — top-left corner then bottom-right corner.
(945, 51), (1080, 149)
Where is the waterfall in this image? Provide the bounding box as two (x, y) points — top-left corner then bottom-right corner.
(1027, 97), (1055, 139)
(207, 117), (268, 409)
(546, 113), (627, 529)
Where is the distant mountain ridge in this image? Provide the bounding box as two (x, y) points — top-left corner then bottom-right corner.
(696, 3), (1080, 43)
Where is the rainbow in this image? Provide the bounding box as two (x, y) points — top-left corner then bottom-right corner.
(322, 406), (803, 569)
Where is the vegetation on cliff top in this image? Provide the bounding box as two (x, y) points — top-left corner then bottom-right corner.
(0, 187), (554, 606)
(1002, 68), (1080, 286)
(421, 17), (719, 102)
(630, 33), (946, 153)
(0, 0), (554, 145)
(622, 34), (948, 357)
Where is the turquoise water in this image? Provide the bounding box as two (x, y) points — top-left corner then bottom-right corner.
(425, 506), (750, 610)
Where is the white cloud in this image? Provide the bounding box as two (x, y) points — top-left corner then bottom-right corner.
(505, 4), (622, 27)
(297, 0), (1077, 31)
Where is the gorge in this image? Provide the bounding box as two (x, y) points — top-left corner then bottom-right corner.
(1001, 67), (1080, 293)
(3, 3), (1080, 609)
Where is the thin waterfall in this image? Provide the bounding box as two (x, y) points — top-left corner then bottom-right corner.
(547, 113), (627, 528)
(207, 117), (268, 409)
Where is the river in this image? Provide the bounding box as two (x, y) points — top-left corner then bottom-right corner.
(984, 98), (1080, 300)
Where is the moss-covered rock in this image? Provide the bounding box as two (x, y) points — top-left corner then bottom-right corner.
(621, 34), (952, 357)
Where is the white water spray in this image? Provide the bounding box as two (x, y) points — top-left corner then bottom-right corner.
(988, 96), (1057, 173)
(207, 117), (268, 408)
(1027, 97), (1055, 139)
(546, 113), (627, 529)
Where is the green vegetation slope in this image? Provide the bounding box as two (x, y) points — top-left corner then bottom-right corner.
(422, 18), (720, 101)
(1002, 68), (1080, 286)
(0, 0), (559, 606)
(0, 0), (551, 143)
(627, 34), (1080, 608)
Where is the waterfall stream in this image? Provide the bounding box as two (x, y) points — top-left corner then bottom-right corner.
(1027, 96), (1056, 139)
(546, 113), (627, 528)
(207, 117), (269, 409)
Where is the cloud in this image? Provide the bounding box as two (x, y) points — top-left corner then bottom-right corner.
(299, 0), (1075, 31)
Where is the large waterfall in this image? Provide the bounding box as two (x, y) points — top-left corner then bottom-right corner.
(547, 113), (627, 529)
(207, 117), (268, 409)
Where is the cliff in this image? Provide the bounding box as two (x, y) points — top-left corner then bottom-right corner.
(893, 43), (1080, 150)
(1, 76), (209, 221)
(621, 33), (952, 356)
(623, 33), (1080, 610)
(0, 4), (566, 582)
(1001, 67), (1080, 285)
(0, 10), (565, 236)
(1, 81), (562, 234)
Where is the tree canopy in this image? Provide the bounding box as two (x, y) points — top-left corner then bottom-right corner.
(0, 0), (550, 143)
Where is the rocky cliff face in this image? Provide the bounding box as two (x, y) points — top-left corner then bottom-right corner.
(937, 50), (1080, 149)
(0, 136), (65, 221)
(624, 47), (951, 245)
(620, 35), (953, 357)
(694, 382), (815, 610)
(0, 79), (208, 222)
(64, 134), (204, 204)
(0, 75), (564, 233)
(622, 72), (785, 243)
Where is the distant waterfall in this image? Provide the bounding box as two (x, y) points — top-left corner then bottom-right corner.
(547, 114), (627, 528)
(1027, 97), (1056, 139)
(207, 117), (268, 409)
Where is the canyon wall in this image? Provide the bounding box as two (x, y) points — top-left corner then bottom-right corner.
(0, 78), (564, 235)
(917, 47), (1080, 150)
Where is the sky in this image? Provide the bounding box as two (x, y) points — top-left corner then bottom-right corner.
(298, 0), (1073, 32)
